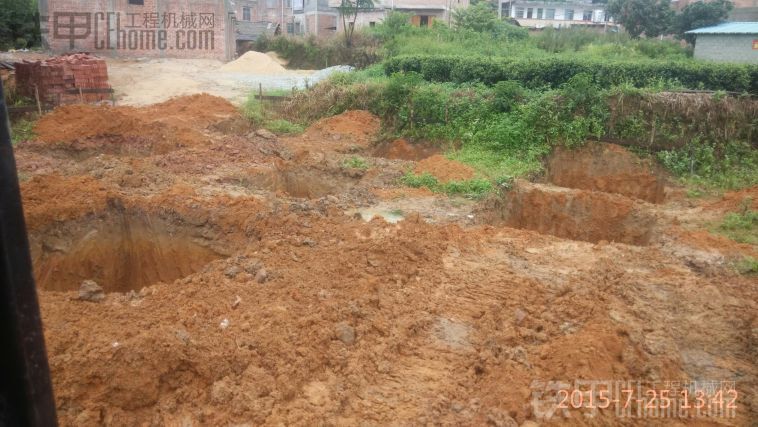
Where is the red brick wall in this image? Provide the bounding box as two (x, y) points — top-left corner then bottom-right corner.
(15, 53), (111, 105)
(43, 0), (232, 60)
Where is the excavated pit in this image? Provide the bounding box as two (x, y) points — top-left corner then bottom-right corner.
(246, 167), (355, 199)
(546, 143), (666, 203)
(490, 181), (656, 245)
(31, 210), (223, 293)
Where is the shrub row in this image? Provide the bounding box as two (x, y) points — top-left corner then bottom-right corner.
(384, 55), (758, 93)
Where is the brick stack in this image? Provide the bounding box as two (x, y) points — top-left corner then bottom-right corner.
(14, 53), (111, 106)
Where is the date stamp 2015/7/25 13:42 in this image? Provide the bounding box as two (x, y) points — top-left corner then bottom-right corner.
(530, 379), (738, 420)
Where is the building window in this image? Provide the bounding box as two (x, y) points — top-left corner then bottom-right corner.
(515, 7), (524, 18)
(536, 8), (543, 19)
(267, 0), (276, 8)
(369, 21), (376, 27)
(501, 2), (511, 17)
(242, 7), (251, 21)
(582, 10), (592, 21)
(128, 0), (144, 4)
(545, 8), (555, 19)
(526, 7), (533, 18)
(286, 0), (292, 8)
(420, 15), (429, 27)
(564, 9), (573, 20)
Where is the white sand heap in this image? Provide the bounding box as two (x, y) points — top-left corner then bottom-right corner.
(220, 51), (288, 74)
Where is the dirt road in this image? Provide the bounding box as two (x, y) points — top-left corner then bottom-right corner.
(14, 95), (757, 425)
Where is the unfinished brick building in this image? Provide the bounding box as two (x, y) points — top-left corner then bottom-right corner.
(38, 0), (236, 60)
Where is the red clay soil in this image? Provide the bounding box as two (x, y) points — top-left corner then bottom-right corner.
(414, 155), (475, 183)
(547, 143), (666, 203)
(10, 98), (758, 426)
(21, 174), (113, 231)
(706, 186), (758, 212)
(34, 93), (239, 149)
(283, 110), (382, 156)
(375, 138), (442, 161)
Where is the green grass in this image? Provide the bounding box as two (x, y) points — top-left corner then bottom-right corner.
(401, 171), (492, 198)
(734, 257), (758, 275)
(448, 145), (544, 183)
(242, 94), (305, 135)
(266, 119), (304, 135)
(714, 210), (758, 245)
(342, 156), (370, 170)
(11, 118), (36, 145)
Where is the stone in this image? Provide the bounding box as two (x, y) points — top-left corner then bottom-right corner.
(210, 378), (234, 404)
(255, 268), (268, 284)
(335, 322), (356, 345)
(255, 128), (277, 140)
(224, 265), (241, 278)
(243, 258), (263, 274)
(78, 280), (104, 302)
(514, 308), (527, 325)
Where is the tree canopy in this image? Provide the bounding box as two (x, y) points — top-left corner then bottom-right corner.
(673, 0), (733, 43)
(0, 0), (40, 49)
(607, 0), (674, 38)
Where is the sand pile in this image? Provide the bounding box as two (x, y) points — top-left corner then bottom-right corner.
(220, 51), (289, 74)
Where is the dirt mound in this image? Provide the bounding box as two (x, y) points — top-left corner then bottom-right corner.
(220, 51), (288, 74)
(307, 110), (380, 145)
(414, 155), (475, 183)
(34, 94), (238, 149)
(21, 175), (113, 231)
(373, 138), (441, 161)
(546, 143), (665, 203)
(490, 180), (656, 245)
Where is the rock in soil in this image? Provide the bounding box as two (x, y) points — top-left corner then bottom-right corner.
(78, 280), (104, 302)
(255, 128), (277, 140)
(335, 322), (356, 345)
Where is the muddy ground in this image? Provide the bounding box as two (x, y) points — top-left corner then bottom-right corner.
(13, 94), (757, 426)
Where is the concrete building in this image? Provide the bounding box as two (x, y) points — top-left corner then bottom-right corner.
(287, 0), (469, 36)
(497, 0), (614, 29)
(39, 0), (236, 60)
(232, 0), (297, 39)
(686, 22), (758, 63)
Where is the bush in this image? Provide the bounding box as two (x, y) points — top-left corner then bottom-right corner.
(254, 33), (381, 69)
(384, 55), (758, 93)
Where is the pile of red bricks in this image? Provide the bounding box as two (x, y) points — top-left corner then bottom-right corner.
(14, 53), (111, 106)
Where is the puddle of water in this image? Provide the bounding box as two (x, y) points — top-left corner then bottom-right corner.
(348, 207), (405, 224)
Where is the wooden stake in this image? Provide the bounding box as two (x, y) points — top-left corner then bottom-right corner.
(33, 85), (41, 115)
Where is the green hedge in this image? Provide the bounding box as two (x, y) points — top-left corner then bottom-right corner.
(384, 55), (758, 93)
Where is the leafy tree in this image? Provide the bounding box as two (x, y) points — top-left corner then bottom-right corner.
(673, 0), (733, 44)
(0, 0), (40, 49)
(453, 3), (499, 33)
(607, 0), (674, 38)
(337, 0), (375, 47)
